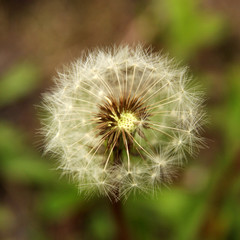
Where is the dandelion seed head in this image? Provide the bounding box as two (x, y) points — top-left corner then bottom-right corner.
(115, 112), (138, 132)
(40, 44), (206, 201)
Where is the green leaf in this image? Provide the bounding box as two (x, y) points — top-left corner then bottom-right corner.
(0, 121), (54, 184)
(87, 205), (116, 240)
(224, 65), (240, 148)
(0, 62), (40, 106)
(149, 0), (225, 59)
(38, 185), (80, 221)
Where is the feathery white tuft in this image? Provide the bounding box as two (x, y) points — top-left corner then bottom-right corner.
(40, 45), (205, 201)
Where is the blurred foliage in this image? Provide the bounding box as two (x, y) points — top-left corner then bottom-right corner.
(0, 62), (40, 107)
(139, 0), (225, 59)
(0, 121), (52, 184)
(0, 0), (240, 239)
(162, 0), (225, 59)
(223, 65), (240, 148)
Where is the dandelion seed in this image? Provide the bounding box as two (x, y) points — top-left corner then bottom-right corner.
(40, 45), (205, 201)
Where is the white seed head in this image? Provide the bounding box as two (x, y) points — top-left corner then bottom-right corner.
(40, 45), (206, 201)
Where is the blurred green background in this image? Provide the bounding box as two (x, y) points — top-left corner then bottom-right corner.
(0, 0), (239, 239)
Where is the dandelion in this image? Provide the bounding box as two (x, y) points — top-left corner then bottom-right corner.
(40, 45), (205, 201)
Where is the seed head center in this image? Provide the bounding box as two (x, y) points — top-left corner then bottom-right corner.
(116, 112), (138, 132)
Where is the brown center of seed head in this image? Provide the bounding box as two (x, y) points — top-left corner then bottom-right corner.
(95, 94), (150, 149)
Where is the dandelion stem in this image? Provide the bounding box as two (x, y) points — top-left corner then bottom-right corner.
(110, 139), (131, 240)
(110, 200), (131, 240)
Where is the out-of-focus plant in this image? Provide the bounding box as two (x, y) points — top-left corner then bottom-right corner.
(0, 62), (40, 107)
(137, 0), (225, 59)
